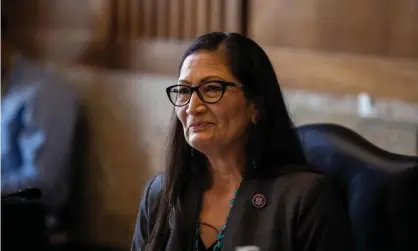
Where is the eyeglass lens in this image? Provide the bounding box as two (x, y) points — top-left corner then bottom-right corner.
(168, 82), (224, 106)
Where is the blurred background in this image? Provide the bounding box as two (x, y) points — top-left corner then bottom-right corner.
(1, 0), (417, 250)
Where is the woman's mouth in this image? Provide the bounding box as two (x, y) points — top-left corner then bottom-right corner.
(189, 122), (214, 131)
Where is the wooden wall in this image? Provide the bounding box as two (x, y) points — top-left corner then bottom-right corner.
(245, 0), (418, 101)
(109, 0), (243, 41)
(91, 0), (244, 68)
(92, 0), (418, 101)
(4, 0), (418, 101)
(248, 0), (418, 58)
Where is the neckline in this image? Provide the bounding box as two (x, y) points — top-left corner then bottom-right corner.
(198, 235), (215, 250)
(194, 184), (242, 251)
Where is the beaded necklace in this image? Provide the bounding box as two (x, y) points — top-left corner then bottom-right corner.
(194, 189), (239, 251)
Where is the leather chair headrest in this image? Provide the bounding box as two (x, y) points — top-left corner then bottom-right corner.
(297, 123), (417, 251)
(298, 123), (417, 171)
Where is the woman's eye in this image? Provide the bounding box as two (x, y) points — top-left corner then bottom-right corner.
(176, 87), (190, 94)
(204, 85), (222, 92)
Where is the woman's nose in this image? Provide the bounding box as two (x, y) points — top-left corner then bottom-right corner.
(186, 91), (205, 115)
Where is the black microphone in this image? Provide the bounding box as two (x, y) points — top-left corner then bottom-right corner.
(1, 187), (42, 200)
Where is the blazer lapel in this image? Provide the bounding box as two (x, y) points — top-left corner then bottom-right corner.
(220, 178), (268, 251)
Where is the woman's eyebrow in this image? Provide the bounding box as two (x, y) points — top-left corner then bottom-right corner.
(177, 79), (192, 85)
(200, 76), (227, 83)
(178, 76), (227, 85)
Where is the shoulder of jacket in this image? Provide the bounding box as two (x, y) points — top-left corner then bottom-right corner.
(264, 164), (331, 191)
(143, 174), (164, 211)
(282, 170), (329, 185)
(261, 164), (325, 179)
(281, 164), (328, 180)
(147, 174), (163, 196)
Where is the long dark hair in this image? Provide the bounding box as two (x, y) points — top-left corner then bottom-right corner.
(144, 32), (307, 251)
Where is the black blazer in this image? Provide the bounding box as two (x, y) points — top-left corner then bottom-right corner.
(131, 166), (352, 251)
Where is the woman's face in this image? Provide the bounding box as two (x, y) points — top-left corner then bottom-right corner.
(175, 50), (257, 154)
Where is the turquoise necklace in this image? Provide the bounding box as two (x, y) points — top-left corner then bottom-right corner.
(194, 189), (239, 251)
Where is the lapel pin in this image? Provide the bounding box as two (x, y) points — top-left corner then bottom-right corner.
(252, 193), (266, 209)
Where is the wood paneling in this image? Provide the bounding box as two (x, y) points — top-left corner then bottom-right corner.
(156, 0), (167, 37)
(389, 0), (418, 57)
(183, 0), (197, 38)
(196, 0), (210, 36)
(129, 0), (140, 38)
(107, 0), (244, 41)
(128, 40), (418, 102)
(248, 0), (418, 58)
(5, 0), (418, 101)
(143, 0), (155, 37)
(224, 0), (244, 33)
(210, 0), (224, 31)
(116, 0), (129, 41)
(169, 0), (184, 39)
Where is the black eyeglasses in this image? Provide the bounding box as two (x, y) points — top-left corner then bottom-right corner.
(166, 80), (243, 107)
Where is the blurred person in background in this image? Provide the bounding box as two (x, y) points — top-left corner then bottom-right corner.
(131, 32), (351, 251)
(1, 3), (79, 250)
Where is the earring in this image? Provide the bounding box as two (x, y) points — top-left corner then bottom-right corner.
(191, 148), (195, 157)
(252, 113), (258, 125)
(252, 160), (257, 169)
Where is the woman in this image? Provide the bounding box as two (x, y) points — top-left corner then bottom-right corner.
(131, 32), (351, 251)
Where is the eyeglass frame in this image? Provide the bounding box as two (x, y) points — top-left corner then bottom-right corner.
(165, 80), (243, 107)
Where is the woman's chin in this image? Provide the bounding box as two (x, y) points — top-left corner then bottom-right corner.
(187, 133), (214, 151)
